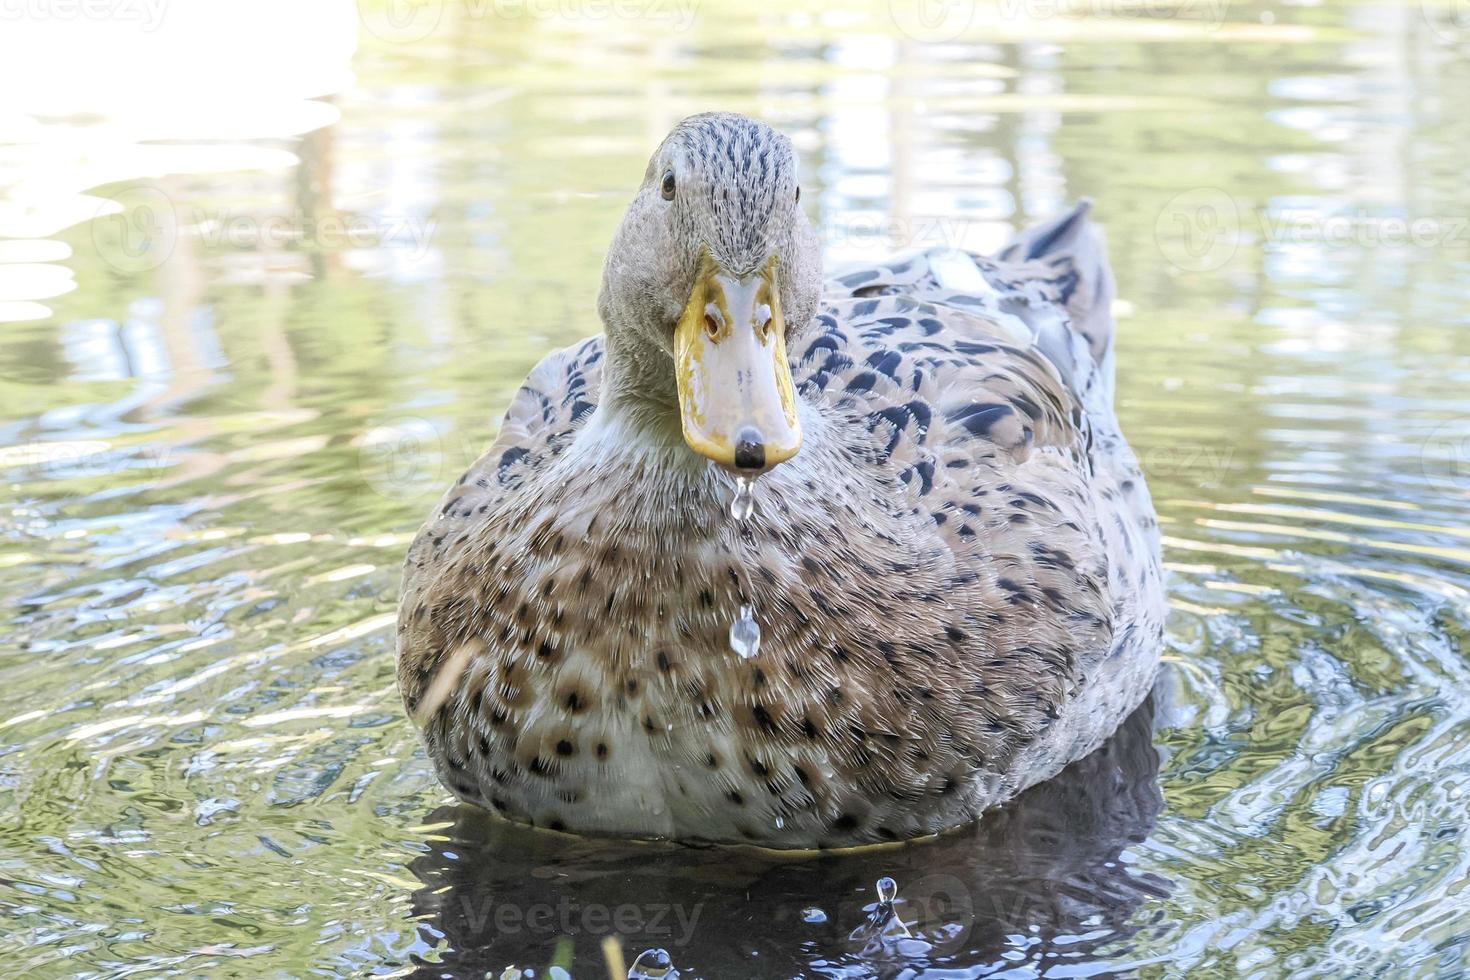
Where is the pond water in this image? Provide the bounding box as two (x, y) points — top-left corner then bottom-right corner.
(2, 0), (1469, 976)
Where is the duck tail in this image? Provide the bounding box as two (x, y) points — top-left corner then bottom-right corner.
(997, 200), (1116, 374)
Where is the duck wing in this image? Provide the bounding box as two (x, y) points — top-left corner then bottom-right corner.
(397, 335), (606, 708)
(790, 202), (1160, 687)
(820, 201), (1116, 415)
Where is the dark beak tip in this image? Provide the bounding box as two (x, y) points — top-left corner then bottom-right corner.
(733, 427), (766, 472)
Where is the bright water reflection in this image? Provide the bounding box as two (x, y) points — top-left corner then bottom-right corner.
(1, 0), (1469, 976)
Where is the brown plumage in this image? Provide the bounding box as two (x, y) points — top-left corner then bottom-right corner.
(396, 113), (1165, 847)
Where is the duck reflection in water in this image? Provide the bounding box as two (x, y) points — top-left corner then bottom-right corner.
(405, 697), (1169, 978)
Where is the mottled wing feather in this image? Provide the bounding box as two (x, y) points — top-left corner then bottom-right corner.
(793, 283), (1116, 672)
(493, 336), (605, 489)
(398, 337), (605, 704)
(794, 219), (1152, 696)
(828, 202), (1116, 411)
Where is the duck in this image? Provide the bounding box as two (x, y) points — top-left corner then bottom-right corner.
(396, 112), (1166, 849)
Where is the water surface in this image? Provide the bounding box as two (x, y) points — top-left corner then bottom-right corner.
(2, 1), (1469, 976)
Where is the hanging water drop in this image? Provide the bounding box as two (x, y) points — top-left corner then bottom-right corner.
(876, 876), (898, 903)
(729, 604), (761, 658)
(726, 476), (761, 658)
(731, 475), (755, 521)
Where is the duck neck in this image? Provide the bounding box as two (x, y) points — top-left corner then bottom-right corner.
(596, 320), (687, 444)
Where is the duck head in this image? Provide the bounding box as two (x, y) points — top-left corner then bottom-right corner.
(597, 113), (822, 476)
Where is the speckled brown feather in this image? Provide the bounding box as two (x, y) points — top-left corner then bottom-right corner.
(397, 127), (1164, 847)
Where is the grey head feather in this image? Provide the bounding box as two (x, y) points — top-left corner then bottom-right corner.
(597, 112), (823, 406)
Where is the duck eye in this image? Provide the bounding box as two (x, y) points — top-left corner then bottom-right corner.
(661, 170), (676, 201)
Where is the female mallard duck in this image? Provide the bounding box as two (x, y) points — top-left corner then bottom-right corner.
(397, 112), (1165, 848)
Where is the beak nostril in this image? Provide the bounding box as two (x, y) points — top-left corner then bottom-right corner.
(733, 427), (766, 472)
(754, 303), (773, 339)
(703, 302), (724, 340)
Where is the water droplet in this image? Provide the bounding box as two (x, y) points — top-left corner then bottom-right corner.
(629, 947), (678, 979)
(849, 876), (912, 947)
(730, 475), (755, 521)
(802, 907), (828, 924)
(729, 605), (761, 658)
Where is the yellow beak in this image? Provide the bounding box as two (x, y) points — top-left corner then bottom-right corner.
(674, 251), (802, 473)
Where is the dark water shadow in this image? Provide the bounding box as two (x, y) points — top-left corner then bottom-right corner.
(406, 697), (1170, 978)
